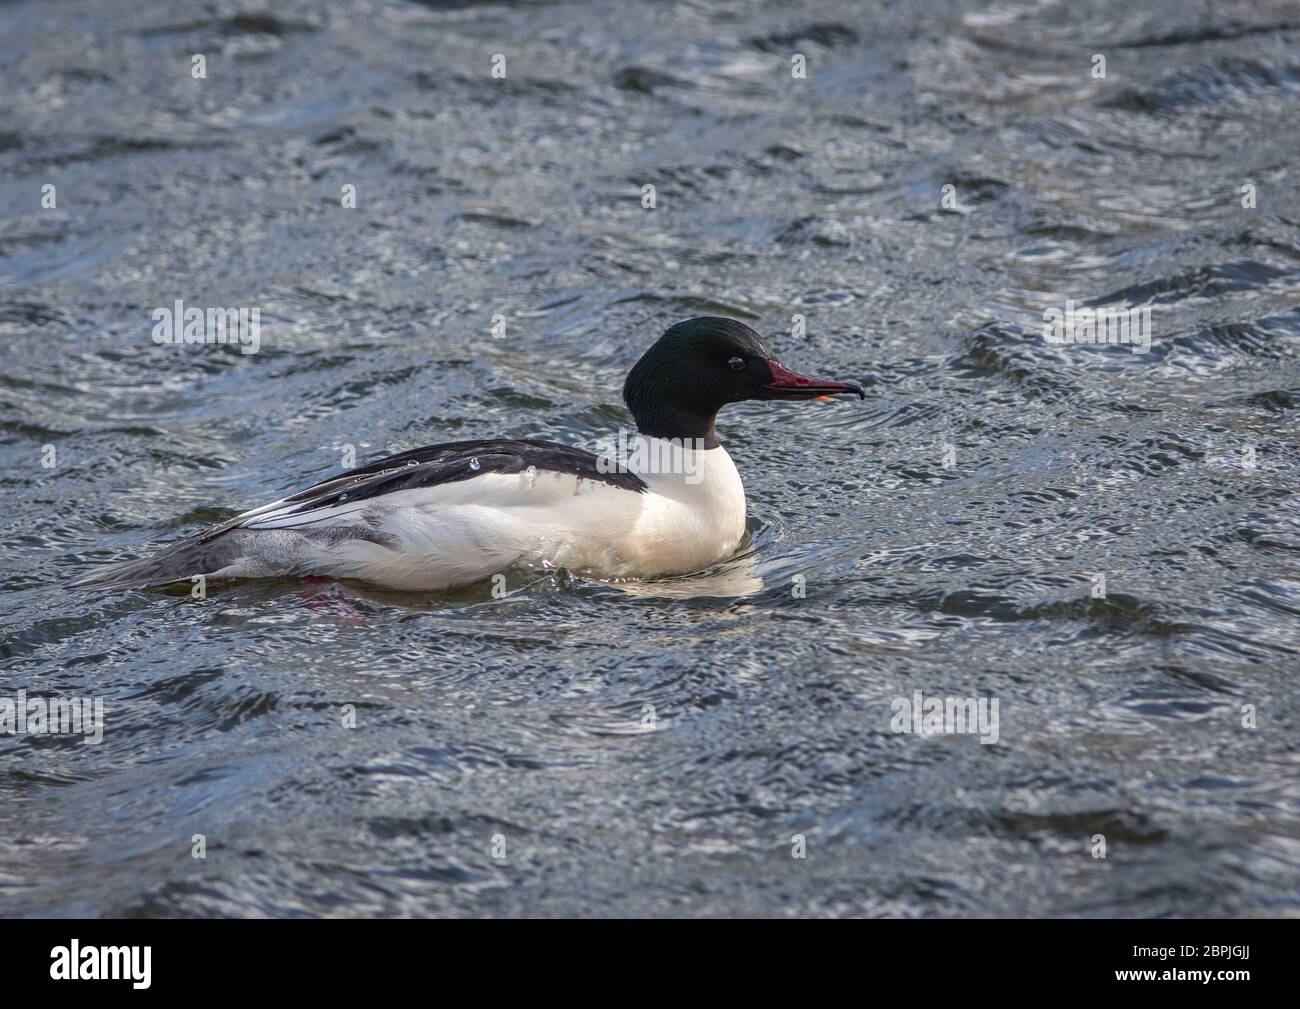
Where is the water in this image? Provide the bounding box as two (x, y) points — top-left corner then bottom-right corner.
(2, 0), (1298, 917)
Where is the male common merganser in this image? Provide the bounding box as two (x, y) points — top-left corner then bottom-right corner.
(76, 317), (863, 591)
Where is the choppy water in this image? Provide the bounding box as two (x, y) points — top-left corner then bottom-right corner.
(2, 0), (1299, 917)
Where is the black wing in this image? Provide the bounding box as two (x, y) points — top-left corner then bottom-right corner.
(198, 438), (645, 543)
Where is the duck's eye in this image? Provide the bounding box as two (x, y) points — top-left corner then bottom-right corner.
(727, 356), (745, 371)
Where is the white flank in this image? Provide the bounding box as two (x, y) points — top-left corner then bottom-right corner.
(213, 437), (748, 590)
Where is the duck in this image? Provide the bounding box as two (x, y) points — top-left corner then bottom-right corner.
(75, 317), (864, 591)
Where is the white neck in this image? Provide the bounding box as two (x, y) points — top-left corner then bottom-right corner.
(627, 433), (716, 487)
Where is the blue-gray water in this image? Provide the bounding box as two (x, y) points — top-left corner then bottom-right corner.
(2, 0), (1298, 917)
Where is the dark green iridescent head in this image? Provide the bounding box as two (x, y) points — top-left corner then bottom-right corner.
(622, 317), (864, 446)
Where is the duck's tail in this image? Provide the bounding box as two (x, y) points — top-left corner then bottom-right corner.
(71, 533), (246, 590)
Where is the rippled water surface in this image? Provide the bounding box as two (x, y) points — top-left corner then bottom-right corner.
(2, 0), (1299, 917)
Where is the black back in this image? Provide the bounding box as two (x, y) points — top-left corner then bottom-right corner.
(199, 439), (645, 543)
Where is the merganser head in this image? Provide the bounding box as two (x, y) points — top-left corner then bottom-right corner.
(622, 317), (865, 446)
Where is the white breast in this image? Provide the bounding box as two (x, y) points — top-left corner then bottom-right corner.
(618, 436), (748, 576)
